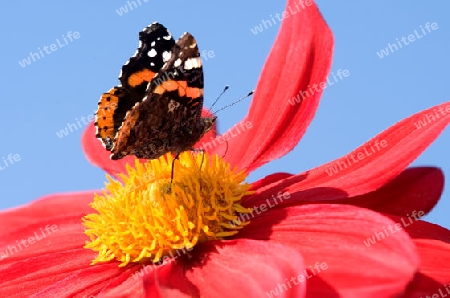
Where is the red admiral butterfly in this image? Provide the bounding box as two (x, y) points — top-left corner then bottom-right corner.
(95, 22), (215, 161)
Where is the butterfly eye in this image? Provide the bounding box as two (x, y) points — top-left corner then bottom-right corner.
(203, 117), (216, 133)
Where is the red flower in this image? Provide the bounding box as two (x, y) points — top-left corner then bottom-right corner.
(1, 1), (449, 297)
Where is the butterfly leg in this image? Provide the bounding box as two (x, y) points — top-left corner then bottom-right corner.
(170, 151), (182, 184)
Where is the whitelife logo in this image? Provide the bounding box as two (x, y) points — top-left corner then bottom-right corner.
(376, 22), (439, 58)
(325, 140), (388, 176)
(0, 224), (59, 261)
(421, 284), (450, 298)
(0, 153), (21, 171)
(414, 104), (450, 129)
(56, 111), (96, 138)
(230, 191), (291, 228)
(288, 69), (350, 106)
(131, 247), (193, 280)
(115, 0), (149, 16)
(250, 0), (313, 35)
(265, 262), (328, 297)
(363, 211), (424, 247)
(18, 31), (81, 68)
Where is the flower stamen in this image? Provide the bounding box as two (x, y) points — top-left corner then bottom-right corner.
(83, 152), (253, 267)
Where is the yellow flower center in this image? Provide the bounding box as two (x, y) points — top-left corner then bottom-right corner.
(83, 152), (253, 267)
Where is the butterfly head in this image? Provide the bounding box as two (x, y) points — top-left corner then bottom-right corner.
(201, 116), (217, 136)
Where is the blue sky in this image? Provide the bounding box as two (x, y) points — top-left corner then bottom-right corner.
(1, 1), (449, 229)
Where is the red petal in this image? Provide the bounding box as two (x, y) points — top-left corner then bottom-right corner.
(144, 240), (306, 298)
(0, 249), (132, 297)
(249, 172), (293, 192)
(409, 224), (450, 284)
(246, 102), (450, 208)
(211, 0), (334, 172)
(82, 110), (217, 177)
(0, 192), (95, 263)
(290, 101), (450, 199)
(144, 274), (192, 298)
(0, 193), (147, 296)
(0, 191), (95, 232)
(334, 167), (444, 217)
(143, 261), (198, 298)
(246, 167), (444, 220)
(238, 204), (419, 297)
(393, 219), (450, 297)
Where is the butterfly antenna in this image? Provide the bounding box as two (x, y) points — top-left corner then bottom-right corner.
(209, 85), (229, 112)
(213, 90), (254, 114)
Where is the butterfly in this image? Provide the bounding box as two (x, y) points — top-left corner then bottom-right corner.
(95, 22), (215, 161)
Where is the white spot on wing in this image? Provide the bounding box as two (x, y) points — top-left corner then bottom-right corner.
(163, 35), (172, 40)
(184, 57), (202, 70)
(162, 51), (172, 62)
(174, 58), (182, 67)
(151, 41), (156, 47)
(148, 48), (157, 57)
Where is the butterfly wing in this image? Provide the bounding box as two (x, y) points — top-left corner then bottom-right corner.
(111, 32), (205, 160)
(95, 22), (175, 150)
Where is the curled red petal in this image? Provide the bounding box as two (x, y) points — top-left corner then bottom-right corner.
(144, 239), (306, 298)
(238, 204), (419, 297)
(249, 172), (293, 192)
(245, 167), (444, 219)
(334, 167), (444, 217)
(211, 0), (334, 172)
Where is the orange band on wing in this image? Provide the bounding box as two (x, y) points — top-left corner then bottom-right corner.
(128, 69), (156, 87)
(154, 80), (203, 99)
(185, 87), (203, 99)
